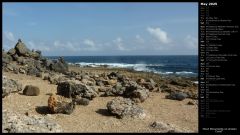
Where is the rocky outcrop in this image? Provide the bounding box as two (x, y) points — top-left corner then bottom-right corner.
(2, 76), (22, 98)
(2, 39), (68, 76)
(2, 52), (13, 65)
(15, 39), (31, 57)
(23, 85), (40, 96)
(50, 57), (68, 74)
(2, 109), (63, 133)
(107, 97), (146, 119)
(48, 94), (75, 114)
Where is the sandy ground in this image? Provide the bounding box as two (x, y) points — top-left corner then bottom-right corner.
(2, 71), (198, 133)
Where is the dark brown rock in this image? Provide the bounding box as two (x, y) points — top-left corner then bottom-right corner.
(23, 85), (40, 96)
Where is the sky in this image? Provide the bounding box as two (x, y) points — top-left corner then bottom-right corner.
(3, 2), (198, 56)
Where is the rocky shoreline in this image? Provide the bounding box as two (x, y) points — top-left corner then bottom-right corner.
(2, 39), (198, 133)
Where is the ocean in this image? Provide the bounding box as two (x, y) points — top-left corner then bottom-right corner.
(46, 55), (198, 77)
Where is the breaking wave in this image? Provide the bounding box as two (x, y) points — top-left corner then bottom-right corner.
(69, 62), (197, 77)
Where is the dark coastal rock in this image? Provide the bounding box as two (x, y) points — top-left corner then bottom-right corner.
(74, 97), (90, 106)
(2, 52), (13, 64)
(42, 59), (53, 69)
(124, 81), (149, 102)
(57, 81), (98, 99)
(30, 50), (41, 59)
(11, 53), (19, 61)
(104, 83), (126, 97)
(47, 73), (67, 84)
(16, 56), (25, 64)
(107, 97), (146, 119)
(27, 67), (40, 76)
(7, 48), (16, 56)
(15, 39), (31, 57)
(48, 94), (75, 114)
(23, 85), (40, 96)
(2, 76), (22, 98)
(50, 57), (68, 74)
(107, 72), (124, 81)
(2, 109), (63, 133)
(131, 88), (149, 103)
(165, 92), (188, 101)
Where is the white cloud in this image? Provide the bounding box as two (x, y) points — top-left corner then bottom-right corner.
(184, 35), (198, 49)
(147, 27), (170, 44)
(4, 31), (15, 42)
(28, 41), (50, 52)
(53, 40), (64, 47)
(113, 37), (126, 51)
(83, 39), (95, 47)
(135, 35), (144, 43)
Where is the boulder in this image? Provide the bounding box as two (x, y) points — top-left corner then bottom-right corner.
(57, 81), (98, 99)
(2, 109), (63, 133)
(16, 56), (25, 65)
(123, 81), (149, 102)
(27, 67), (40, 76)
(7, 48), (16, 56)
(107, 97), (146, 119)
(12, 53), (19, 61)
(104, 83), (126, 97)
(165, 92), (188, 101)
(48, 94), (75, 114)
(50, 57), (68, 74)
(2, 52), (13, 64)
(15, 39), (31, 57)
(131, 88), (149, 103)
(48, 73), (67, 85)
(2, 76), (22, 98)
(23, 85), (40, 96)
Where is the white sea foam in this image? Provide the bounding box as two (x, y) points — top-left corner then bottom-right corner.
(176, 71), (195, 74)
(73, 62), (196, 76)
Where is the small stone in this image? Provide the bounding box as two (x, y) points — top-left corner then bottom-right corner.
(165, 92), (188, 101)
(74, 98), (90, 106)
(187, 101), (195, 105)
(23, 85), (40, 96)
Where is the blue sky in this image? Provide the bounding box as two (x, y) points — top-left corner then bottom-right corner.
(3, 2), (198, 56)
